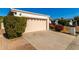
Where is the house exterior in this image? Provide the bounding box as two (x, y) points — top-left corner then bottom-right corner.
(10, 9), (50, 33)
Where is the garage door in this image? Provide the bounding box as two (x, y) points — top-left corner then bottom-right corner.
(25, 18), (47, 33)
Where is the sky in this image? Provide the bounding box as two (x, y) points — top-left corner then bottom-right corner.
(1, 8), (79, 19)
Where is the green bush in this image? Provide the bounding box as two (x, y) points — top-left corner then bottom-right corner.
(74, 16), (79, 26)
(58, 19), (69, 26)
(3, 16), (27, 39)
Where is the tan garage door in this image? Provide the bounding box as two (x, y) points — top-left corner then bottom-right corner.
(25, 18), (47, 33)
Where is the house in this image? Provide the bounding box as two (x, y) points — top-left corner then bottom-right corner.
(9, 8), (50, 33)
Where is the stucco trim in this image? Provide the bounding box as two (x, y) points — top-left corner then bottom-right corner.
(11, 8), (50, 17)
(26, 17), (47, 20)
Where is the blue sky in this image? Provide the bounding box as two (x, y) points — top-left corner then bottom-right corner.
(1, 8), (79, 19)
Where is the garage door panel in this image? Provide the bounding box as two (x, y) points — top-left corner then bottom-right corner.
(25, 19), (46, 32)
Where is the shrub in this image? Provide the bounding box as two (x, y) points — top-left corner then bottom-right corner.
(58, 19), (69, 26)
(55, 25), (64, 32)
(74, 16), (79, 26)
(49, 23), (56, 30)
(3, 16), (27, 39)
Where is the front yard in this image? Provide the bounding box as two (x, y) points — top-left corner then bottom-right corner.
(1, 30), (79, 50)
(0, 29), (36, 50)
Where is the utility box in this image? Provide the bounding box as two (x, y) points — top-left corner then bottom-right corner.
(69, 27), (76, 35)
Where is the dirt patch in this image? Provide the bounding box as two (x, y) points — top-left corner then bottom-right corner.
(0, 35), (36, 50)
(7, 37), (36, 50)
(15, 44), (36, 50)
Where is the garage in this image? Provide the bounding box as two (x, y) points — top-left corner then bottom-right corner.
(25, 18), (47, 32)
(10, 8), (49, 33)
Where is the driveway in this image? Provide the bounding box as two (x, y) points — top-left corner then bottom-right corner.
(23, 31), (75, 50)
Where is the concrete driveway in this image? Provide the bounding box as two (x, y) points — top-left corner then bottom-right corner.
(23, 31), (75, 50)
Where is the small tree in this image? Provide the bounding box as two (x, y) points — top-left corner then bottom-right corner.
(57, 18), (70, 26)
(74, 16), (79, 26)
(3, 16), (27, 39)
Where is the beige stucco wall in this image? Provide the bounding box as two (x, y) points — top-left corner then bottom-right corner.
(1, 23), (4, 29)
(46, 18), (49, 30)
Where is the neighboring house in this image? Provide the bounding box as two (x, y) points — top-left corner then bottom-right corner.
(55, 20), (58, 25)
(7, 8), (50, 33)
(69, 20), (73, 26)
